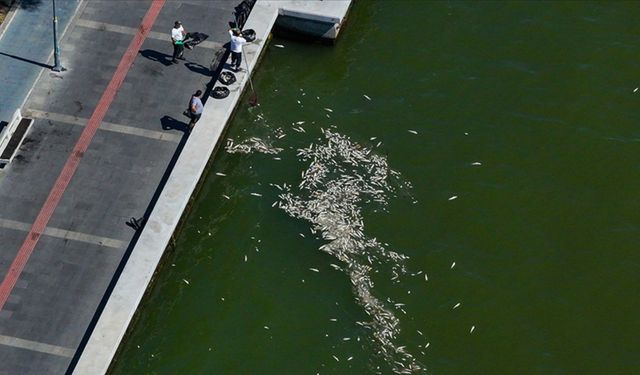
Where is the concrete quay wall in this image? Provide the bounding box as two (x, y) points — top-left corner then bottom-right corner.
(71, 1), (352, 374)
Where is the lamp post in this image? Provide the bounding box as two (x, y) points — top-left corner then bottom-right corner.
(52, 0), (65, 72)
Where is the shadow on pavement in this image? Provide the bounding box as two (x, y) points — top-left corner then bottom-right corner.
(160, 115), (189, 133)
(184, 61), (211, 77)
(0, 52), (52, 69)
(19, 0), (43, 11)
(138, 49), (173, 66)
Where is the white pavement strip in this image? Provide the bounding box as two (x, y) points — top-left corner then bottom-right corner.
(0, 334), (75, 358)
(27, 109), (181, 143)
(75, 18), (223, 50)
(0, 218), (125, 249)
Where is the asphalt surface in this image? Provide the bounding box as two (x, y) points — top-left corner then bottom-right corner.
(0, 0), (239, 373)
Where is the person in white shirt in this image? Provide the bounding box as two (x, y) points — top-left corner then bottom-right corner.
(171, 21), (186, 63)
(229, 28), (247, 71)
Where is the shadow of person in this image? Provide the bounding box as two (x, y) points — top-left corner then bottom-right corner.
(184, 62), (211, 77)
(161, 115), (189, 133)
(139, 49), (174, 66)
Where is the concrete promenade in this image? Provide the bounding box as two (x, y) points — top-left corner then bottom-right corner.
(0, 0), (238, 373)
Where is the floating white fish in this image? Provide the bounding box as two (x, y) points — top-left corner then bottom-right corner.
(448, 195), (458, 201)
(244, 255), (248, 262)
(342, 337), (351, 341)
(183, 279), (190, 285)
(408, 130), (418, 134)
(347, 356), (354, 361)
(424, 273), (428, 281)
(453, 302), (461, 309)
(471, 162), (482, 166)
(329, 318), (337, 322)
(309, 268), (319, 272)
(296, 121), (305, 125)
(250, 192), (262, 197)
(274, 44), (285, 48)
(370, 136), (377, 141)
(363, 94), (371, 101)
(264, 326), (270, 330)
(216, 172), (226, 176)
(464, 132), (469, 135)
(324, 108), (333, 112)
(273, 157), (282, 160)
(222, 194), (230, 200)
(451, 261), (456, 269)
(425, 342), (430, 349)
(417, 330), (423, 336)
(635, 87), (639, 93)
(332, 355), (339, 362)
(297, 100), (301, 104)
(470, 325), (476, 333)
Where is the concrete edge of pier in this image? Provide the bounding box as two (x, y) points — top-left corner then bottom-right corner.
(70, 1), (351, 374)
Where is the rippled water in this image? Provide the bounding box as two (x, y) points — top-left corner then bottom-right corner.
(111, 2), (640, 374)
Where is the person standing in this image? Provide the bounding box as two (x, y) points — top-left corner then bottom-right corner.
(188, 90), (204, 130)
(229, 28), (247, 71)
(171, 21), (186, 63)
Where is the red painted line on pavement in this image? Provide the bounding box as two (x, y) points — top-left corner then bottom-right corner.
(0, 0), (166, 311)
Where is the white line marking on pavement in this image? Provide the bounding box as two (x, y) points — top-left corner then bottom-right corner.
(27, 109), (181, 143)
(75, 18), (223, 50)
(0, 334), (75, 358)
(0, 218), (125, 249)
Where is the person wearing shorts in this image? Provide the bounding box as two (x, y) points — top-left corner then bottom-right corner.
(188, 90), (204, 130)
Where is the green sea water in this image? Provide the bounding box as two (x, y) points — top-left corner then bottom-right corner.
(111, 1), (640, 374)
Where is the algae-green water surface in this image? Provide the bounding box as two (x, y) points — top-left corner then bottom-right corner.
(111, 1), (640, 374)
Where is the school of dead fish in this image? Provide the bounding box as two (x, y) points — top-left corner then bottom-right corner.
(274, 129), (423, 374)
(221, 103), (478, 373)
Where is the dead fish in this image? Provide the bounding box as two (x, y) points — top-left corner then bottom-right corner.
(250, 192), (262, 197)
(274, 44), (285, 48)
(448, 195), (458, 201)
(216, 172), (227, 176)
(635, 87), (639, 93)
(264, 326), (270, 330)
(408, 130), (418, 135)
(309, 268), (319, 272)
(244, 255), (248, 262)
(453, 302), (461, 309)
(451, 261), (456, 269)
(363, 94), (371, 101)
(470, 325), (476, 333)
(222, 194), (230, 199)
(183, 279), (190, 285)
(332, 355), (339, 362)
(471, 162), (482, 166)
(324, 108), (333, 112)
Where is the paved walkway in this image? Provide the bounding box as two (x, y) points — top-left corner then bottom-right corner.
(0, 0), (80, 124)
(0, 0), (237, 373)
